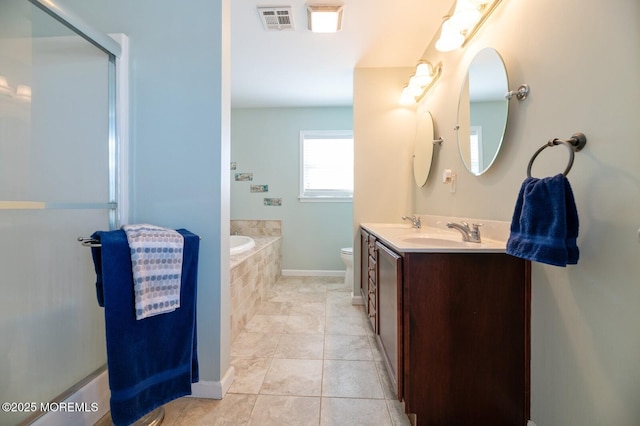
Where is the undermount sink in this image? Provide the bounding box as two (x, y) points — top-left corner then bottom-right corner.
(401, 236), (472, 248)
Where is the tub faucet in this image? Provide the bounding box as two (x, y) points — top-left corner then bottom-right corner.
(402, 215), (421, 229)
(446, 221), (482, 243)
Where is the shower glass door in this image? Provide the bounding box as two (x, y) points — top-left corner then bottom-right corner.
(0, 1), (117, 423)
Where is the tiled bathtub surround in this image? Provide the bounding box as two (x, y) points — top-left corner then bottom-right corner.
(231, 220), (282, 237)
(230, 220), (282, 343)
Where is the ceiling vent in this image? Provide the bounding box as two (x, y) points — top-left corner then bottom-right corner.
(257, 6), (294, 31)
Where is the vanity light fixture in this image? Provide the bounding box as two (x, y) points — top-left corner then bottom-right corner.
(400, 61), (443, 105)
(307, 4), (344, 33)
(436, 0), (503, 52)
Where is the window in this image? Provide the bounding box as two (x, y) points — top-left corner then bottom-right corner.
(469, 125), (483, 175)
(299, 130), (353, 201)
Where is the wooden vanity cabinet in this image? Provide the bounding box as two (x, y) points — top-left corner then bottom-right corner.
(360, 226), (531, 425)
(402, 252), (531, 426)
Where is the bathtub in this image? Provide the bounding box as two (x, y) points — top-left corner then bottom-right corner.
(230, 235), (255, 255)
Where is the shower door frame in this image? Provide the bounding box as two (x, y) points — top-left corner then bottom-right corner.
(1, 1), (129, 424)
(15, 0), (129, 228)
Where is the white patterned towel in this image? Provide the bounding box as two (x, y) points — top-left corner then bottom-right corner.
(122, 224), (185, 320)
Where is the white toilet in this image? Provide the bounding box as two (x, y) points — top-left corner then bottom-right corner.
(340, 247), (353, 289)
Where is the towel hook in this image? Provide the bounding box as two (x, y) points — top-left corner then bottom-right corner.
(526, 132), (587, 178)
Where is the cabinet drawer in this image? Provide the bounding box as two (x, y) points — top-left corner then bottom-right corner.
(368, 277), (377, 306)
(368, 299), (377, 331)
(368, 236), (377, 258)
(368, 256), (377, 282)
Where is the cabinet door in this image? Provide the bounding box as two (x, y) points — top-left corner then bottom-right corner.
(403, 253), (530, 425)
(376, 241), (403, 399)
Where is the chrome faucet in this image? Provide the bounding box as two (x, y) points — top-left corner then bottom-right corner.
(402, 215), (421, 229)
(446, 221), (482, 243)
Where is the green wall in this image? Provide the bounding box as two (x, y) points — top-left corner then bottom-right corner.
(231, 107), (353, 272)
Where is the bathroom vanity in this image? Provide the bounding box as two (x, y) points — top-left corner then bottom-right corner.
(360, 223), (531, 426)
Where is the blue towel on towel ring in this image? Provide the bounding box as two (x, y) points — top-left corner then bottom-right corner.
(91, 229), (199, 426)
(506, 174), (579, 267)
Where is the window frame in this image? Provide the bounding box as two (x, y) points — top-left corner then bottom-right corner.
(299, 130), (354, 203)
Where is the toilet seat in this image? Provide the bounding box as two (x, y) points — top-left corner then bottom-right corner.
(340, 247), (353, 255)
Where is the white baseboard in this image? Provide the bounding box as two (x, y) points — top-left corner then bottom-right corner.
(351, 292), (364, 305)
(28, 366), (235, 425)
(29, 368), (109, 426)
(282, 269), (345, 277)
(190, 367), (235, 399)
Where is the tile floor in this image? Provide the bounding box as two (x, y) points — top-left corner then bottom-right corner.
(97, 276), (411, 426)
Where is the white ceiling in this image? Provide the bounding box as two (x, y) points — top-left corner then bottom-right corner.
(230, 0), (451, 108)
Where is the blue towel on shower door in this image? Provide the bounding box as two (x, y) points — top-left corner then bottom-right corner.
(91, 228), (199, 426)
(506, 174), (579, 267)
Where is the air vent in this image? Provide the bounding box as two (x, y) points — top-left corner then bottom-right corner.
(257, 6), (294, 31)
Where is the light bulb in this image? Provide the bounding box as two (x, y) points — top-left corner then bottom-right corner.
(435, 20), (464, 52)
(449, 0), (482, 31)
(400, 85), (422, 105)
(403, 84), (423, 98)
(411, 74), (432, 89)
(411, 63), (434, 87)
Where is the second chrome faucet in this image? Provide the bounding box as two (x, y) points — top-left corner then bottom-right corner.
(446, 221), (482, 243)
(402, 215), (421, 229)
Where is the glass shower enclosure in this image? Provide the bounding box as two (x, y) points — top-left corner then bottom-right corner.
(0, 1), (121, 423)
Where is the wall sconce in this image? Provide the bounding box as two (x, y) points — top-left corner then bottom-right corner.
(400, 61), (442, 105)
(307, 4), (344, 33)
(436, 0), (503, 52)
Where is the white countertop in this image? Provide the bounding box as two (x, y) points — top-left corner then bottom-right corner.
(361, 218), (509, 253)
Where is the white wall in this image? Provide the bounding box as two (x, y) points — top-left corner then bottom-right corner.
(231, 107), (353, 272)
(354, 0), (640, 424)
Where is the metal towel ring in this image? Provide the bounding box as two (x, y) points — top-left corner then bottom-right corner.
(526, 132), (587, 178)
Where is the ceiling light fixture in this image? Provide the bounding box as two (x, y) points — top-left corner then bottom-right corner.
(436, 0), (503, 52)
(400, 61), (443, 105)
(307, 4), (344, 33)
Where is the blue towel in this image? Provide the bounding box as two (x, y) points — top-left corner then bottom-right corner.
(506, 174), (579, 267)
(91, 229), (199, 426)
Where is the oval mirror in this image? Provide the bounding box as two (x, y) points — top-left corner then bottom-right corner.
(457, 48), (509, 175)
(413, 111), (435, 187)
